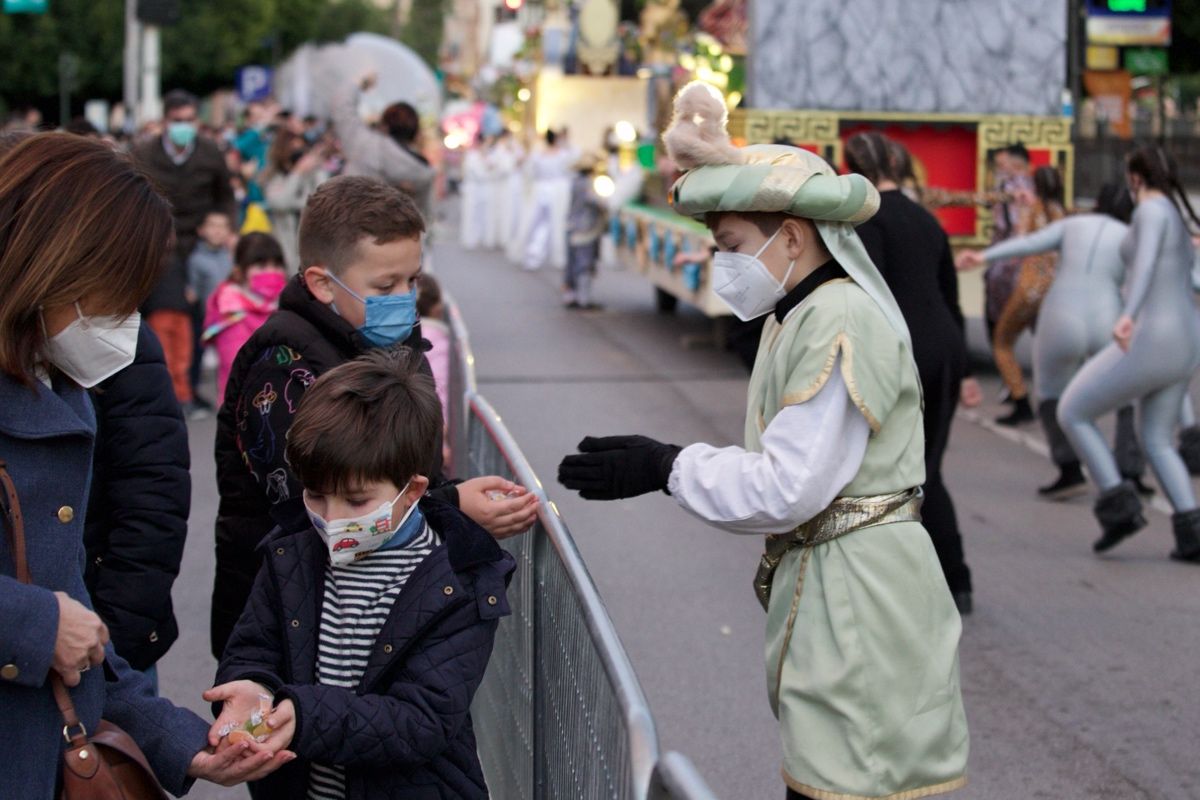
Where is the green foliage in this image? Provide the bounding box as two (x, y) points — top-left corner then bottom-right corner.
(0, 0), (392, 120)
(398, 0), (446, 69)
(0, 0), (123, 112)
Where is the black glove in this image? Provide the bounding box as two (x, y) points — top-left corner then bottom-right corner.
(557, 435), (682, 501)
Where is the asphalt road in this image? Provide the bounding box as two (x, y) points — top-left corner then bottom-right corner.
(160, 222), (1199, 800)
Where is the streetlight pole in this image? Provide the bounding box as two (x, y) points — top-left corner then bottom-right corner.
(140, 23), (161, 123)
(123, 0), (141, 131)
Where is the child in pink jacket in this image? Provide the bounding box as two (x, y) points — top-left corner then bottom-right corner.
(203, 233), (288, 399)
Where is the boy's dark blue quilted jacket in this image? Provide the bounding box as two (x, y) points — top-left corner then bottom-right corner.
(215, 495), (516, 799)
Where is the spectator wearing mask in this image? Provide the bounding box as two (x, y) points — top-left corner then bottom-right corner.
(210, 176), (538, 660)
(187, 210), (235, 405)
(134, 89), (236, 414)
(263, 130), (329, 274)
(0, 132), (292, 800)
(203, 233), (289, 400)
(415, 273), (453, 470)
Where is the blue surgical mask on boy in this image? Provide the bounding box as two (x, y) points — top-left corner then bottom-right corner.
(324, 270), (417, 348)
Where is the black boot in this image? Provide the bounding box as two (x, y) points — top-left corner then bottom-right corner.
(1178, 426), (1200, 476)
(1038, 461), (1087, 500)
(1092, 483), (1147, 553)
(996, 396), (1034, 426)
(1170, 509), (1200, 563)
(1125, 475), (1157, 497)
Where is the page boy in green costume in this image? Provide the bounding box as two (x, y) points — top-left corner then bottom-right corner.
(558, 83), (968, 800)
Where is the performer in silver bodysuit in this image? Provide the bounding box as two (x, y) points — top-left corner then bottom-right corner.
(960, 185), (1148, 498)
(1058, 147), (1200, 561)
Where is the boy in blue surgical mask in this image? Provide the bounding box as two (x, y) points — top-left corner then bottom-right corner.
(211, 175), (538, 661)
(558, 84), (968, 800)
(208, 347), (514, 799)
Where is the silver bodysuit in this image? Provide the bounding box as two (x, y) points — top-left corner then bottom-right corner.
(985, 214), (1128, 399)
(1059, 196), (1200, 509)
(984, 215), (1142, 474)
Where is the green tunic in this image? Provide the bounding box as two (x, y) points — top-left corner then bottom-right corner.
(749, 279), (969, 800)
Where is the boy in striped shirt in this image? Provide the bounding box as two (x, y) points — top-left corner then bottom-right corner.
(205, 347), (516, 799)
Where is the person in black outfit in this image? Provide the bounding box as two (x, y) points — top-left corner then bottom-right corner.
(84, 322), (191, 685)
(847, 132), (974, 614)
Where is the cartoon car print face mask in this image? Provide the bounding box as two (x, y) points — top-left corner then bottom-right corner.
(304, 481), (417, 565)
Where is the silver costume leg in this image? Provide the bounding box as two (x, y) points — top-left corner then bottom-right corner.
(1139, 380), (1198, 512)
(1058, 345), (1155, 492)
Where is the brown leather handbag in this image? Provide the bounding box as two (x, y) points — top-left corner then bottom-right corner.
(0, 459), (168, 800)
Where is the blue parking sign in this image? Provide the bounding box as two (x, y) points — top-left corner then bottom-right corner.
(236, 66), (273, 103)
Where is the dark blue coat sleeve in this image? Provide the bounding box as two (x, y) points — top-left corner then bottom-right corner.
(275, 603), (498, 769)
(101, 644), (210, 796)
(85, 323), (191, 670)
(214, 560), (287, 696)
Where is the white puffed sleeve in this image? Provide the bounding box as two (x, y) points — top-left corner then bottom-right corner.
(667, 356), (869, 534)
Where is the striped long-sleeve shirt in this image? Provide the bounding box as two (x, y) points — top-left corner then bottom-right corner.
(306, 524), (438, 800)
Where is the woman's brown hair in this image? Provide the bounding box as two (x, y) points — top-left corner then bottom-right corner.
(0, 133), (173, 382)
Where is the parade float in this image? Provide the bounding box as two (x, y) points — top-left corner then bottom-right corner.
(609, 0), (1074, 325)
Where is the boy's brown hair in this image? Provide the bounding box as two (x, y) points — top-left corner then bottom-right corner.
(286, 347), (441, 495)
(298, 175), (425, 274)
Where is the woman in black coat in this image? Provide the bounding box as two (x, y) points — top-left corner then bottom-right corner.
(847, 132), (974, 614)
(84, 320), (191, 678)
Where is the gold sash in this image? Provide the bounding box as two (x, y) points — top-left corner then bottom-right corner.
(753, 488), (923, 611)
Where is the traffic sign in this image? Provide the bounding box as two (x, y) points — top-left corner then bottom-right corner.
(236, 66), (273, 103)
(3, 0), (48, 13)
(1124, 47), (1168, 75)
(1086, 0), (1171, 45)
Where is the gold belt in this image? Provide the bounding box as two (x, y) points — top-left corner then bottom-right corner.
(753, 488), (923, 612)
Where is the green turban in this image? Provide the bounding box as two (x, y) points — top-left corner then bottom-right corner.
(670, 144), (881, 225)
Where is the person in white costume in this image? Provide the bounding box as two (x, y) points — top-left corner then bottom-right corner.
(522, 129), (578, 271)
(459, 136), (492, 250)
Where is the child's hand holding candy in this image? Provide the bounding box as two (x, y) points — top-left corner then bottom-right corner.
(203, 680), (274, 750)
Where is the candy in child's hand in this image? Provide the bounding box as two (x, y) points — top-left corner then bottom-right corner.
(245, 693), (274, 739)
(226, 729), (254, 746)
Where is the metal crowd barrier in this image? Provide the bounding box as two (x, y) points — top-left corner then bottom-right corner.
(442, 294), (719, 800)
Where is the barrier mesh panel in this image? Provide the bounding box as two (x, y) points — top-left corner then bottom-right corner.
(466, 410), (634, 799)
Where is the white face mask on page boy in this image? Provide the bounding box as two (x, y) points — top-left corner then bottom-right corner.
(710, 228), (797, 322)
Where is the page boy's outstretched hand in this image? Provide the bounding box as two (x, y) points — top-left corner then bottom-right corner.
(558, 435), (681, 500)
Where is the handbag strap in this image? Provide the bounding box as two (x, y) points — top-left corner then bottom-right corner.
(0, 458), (88, 745)
(0, 459), (30, 584)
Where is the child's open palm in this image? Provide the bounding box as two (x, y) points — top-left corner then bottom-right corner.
(203, 680), (272, 749)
